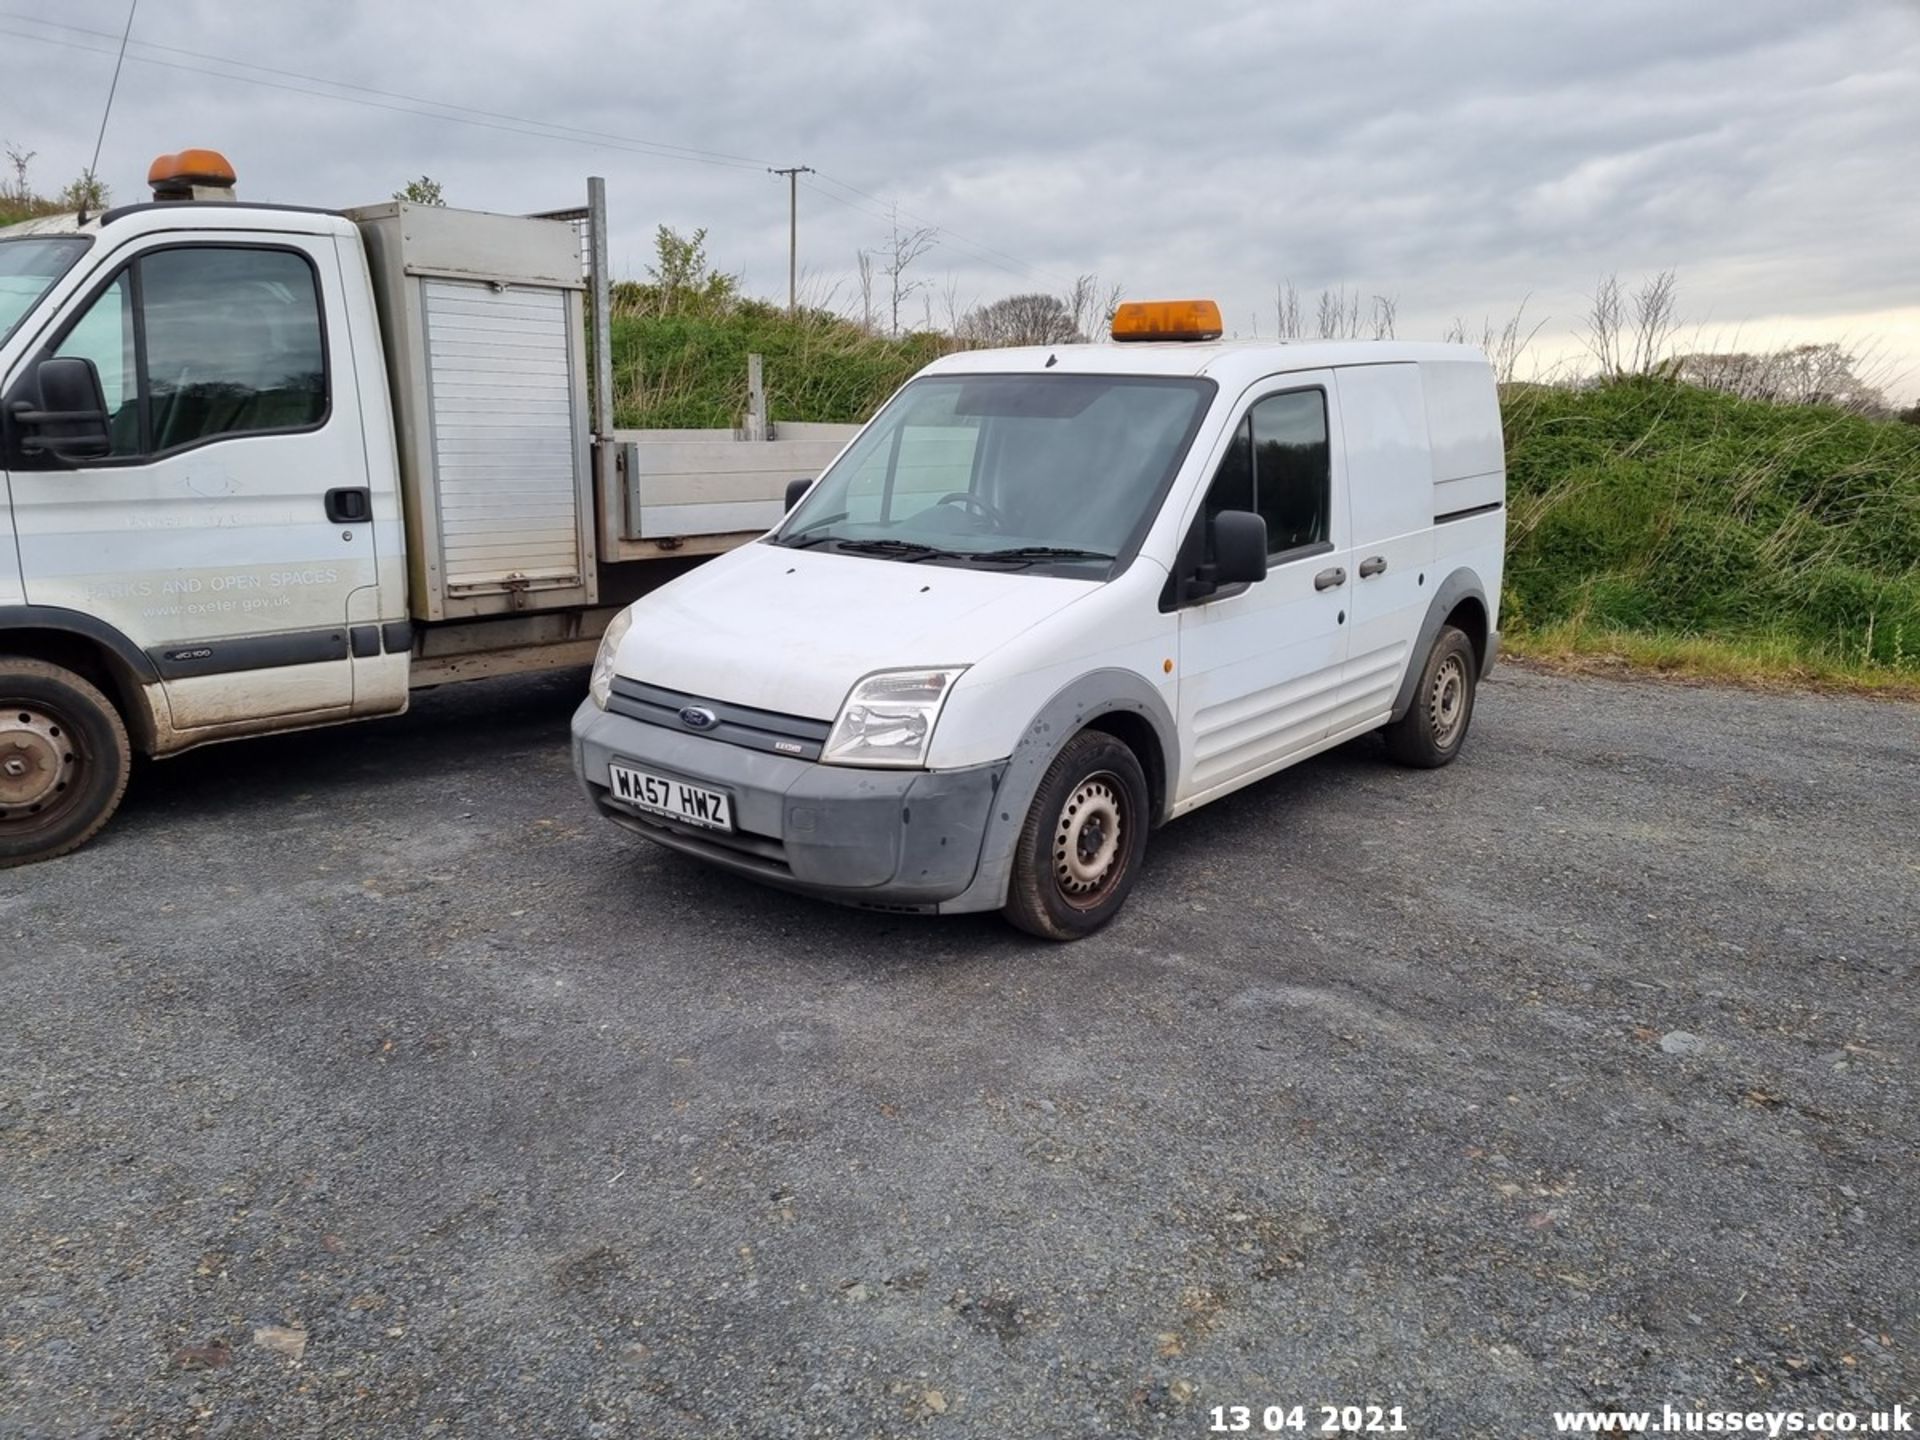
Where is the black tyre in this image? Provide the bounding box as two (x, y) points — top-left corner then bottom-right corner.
(1002, 730), (1151, 941)
(0, 658), (132, 868)
(1381, 625), (1478, 768)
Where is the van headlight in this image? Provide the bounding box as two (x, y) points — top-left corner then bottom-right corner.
(589, 607), (635, 709)
(822, 668), (965, 768)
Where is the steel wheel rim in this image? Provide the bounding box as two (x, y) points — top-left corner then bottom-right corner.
(1053, 771), (1125, 908)
(0, 703), (83, 832)
(1428, 654), (1468, 748)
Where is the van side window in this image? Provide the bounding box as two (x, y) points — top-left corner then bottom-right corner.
(40, 245), (327, 463)
(1200, 388), (1329, 559)
(1251, 390), (1329, 553)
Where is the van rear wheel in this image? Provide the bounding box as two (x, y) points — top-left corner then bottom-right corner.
(0, 658), (132, 868)
(1381, 625), (1478, 768)
(1002, 730), (1150, 941)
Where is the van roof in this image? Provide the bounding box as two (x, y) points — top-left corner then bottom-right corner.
(920, 338), (1489, 391)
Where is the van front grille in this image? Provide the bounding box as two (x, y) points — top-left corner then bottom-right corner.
(606, 678), (832, 762)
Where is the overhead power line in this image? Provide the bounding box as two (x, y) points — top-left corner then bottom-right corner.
(1, 13), (1072, 293)
(0, 19), (772, 172)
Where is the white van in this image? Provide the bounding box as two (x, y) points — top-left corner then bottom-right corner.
(571, 301), (1505, 938)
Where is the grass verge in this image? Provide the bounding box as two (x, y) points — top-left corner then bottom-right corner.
(1503, 622), (1920, 699)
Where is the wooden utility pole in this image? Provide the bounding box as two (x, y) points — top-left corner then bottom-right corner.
(768, 165), (814, 316)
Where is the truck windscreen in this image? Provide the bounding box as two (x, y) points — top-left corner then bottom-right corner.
(775, 372), (1215, 576)
(0, 236), (91, 346)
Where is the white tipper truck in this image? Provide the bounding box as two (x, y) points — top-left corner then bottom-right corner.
(0, 149), (848, 866)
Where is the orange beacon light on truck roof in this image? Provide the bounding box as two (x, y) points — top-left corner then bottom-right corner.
(1110, 299), (1223, 343)
(147, 150), (237, 201)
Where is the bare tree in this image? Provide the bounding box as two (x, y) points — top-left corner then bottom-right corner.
(938, 271), (968, 334)
(1370, 294), (1398, 340)
(957, 292), (1083, 346)
(1584, 270), (1679, 379)
(4, 143), (34, 203)
(1276, 283), (1397, 341)
(1276, 282), (1303, 339)
(1677, 343), (1890, 416)
(1315, 287), (1360, 339)
(1444, 300), (1546, 384)
(1628, 270), (1679, 376)
(881, 205), (937, 337)
(1063, 274), (1097, 341)
(1583, 272), (1625, 378)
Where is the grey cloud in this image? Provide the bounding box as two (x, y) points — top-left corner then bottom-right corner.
(5, 0), (1915, 391)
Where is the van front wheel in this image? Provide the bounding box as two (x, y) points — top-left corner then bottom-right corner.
(1381, 625), (1478, 768)
(0, 658), (132, 868)
(1002, 730), (1151, 941)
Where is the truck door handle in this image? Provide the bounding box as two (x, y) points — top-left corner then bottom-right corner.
(1314, 566), (1347, 591)
(1358, 555), (1387, 578)
(325, 487), (371, 524)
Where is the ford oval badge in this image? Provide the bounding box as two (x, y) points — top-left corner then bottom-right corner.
(678, 706), (718, 731)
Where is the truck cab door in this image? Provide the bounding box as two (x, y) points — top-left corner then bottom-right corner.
(4, 233), (377, 735)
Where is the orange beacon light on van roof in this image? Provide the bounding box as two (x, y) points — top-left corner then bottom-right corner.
(1110, 299), (1223, 343)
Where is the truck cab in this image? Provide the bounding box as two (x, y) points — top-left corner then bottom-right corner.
(572, 300), (1508, 939)
(2, 151), (820, 867)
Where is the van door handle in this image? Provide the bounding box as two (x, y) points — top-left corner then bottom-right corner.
(1314, 566), (1346, 591)
(1358, 555), (1387, 578)
(324, 487), (371, 524)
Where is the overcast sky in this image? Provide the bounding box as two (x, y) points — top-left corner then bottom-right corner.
(6, 0), (1917, 399)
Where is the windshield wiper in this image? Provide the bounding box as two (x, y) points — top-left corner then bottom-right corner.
(828, 537), (967, 562)
(966, 545), (1117, 565)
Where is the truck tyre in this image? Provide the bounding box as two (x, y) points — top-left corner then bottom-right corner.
(0, 658), (132, 868)
(1002, 729), (1151, 941)
(1381, 625), (1478, 768)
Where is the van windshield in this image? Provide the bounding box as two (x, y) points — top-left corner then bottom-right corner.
(775, 372), (1215, 575)
(0, 236), (89, 345)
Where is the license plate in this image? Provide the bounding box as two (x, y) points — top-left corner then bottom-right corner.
(607, 762), (734, 832)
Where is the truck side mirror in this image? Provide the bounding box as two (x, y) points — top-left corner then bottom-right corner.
(1209, 509), (1269, 587)
(784, 477), (812, 512)
(14, 356), (112, 461)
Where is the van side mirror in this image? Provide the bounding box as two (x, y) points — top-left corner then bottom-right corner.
(14, 356), (112, 461)
(784, 477), (812, 512)
(1209, 509), (1269, 587)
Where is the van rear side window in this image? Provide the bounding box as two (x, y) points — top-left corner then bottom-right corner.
(1203, 388), (1330, 558)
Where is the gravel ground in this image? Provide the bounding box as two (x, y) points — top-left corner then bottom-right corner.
(1, 665), (1915, 1439)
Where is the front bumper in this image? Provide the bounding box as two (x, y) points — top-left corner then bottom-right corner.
(570, 699), (1008, 911)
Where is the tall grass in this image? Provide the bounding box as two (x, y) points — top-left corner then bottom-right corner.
(1502, 378), (1920, 674)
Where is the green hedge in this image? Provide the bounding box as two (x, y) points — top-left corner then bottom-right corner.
(1503, 380), (1920, 670)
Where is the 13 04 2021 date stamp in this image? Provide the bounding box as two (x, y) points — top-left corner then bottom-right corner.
(1209, 1404), (1410, 1434)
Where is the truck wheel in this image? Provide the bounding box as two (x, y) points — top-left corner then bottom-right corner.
(1002, 730), (1151, 941)
(0, 658), (132, 868)
(1381, 625), (1478, 768)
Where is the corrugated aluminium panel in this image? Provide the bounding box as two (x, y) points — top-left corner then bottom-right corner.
(423, 279), (584, 592)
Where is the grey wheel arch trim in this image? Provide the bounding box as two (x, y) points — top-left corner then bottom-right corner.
(940, 667), (1178, 915)
(1388, 569), (1492, 723)
(0, 605), (161, 682)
